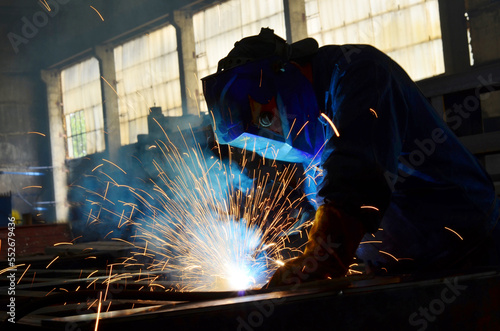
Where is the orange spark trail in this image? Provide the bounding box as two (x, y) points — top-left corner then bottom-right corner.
(46, 288), (56, 296)
(17, 264), (31, 284)
(210, 111), (217, 131)
(39, 0), (51, 11)
(293, 121), (309, 141)
(100, 76), (118, 95)
(360, 205), (379, 211)
(53, 242), (73, 246)
(379, 250), (398, 261)
(444, 227), (463, 240)
(104, 265), (112, 301)
(369, 108), (378, 118)
(286, 118), (297, 140)
(90, 6), (104, 21)
(31, 272), (36, 288)
(94, 292), (103, 331)
(46, 256), (59, 269)
(28, 131), (46, 136)
(102, 159), (127, 174)
(320, 113), (340, 137)
(22, 186), (42, 190)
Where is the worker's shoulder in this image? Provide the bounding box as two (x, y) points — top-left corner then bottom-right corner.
(316, 44), (391, 66)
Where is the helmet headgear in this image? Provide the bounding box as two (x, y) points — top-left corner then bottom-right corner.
(202, 28), (323, 163)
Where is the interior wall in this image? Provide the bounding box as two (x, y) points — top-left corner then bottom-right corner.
(466, 0), (500, 65)
(0, 12), (54, 223)
(1, 0), (500, 226)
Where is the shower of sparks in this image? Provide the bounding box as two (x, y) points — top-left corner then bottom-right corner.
(78, 128), (315, 292)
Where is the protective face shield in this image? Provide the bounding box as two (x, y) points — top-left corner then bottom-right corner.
(202, 55), (325, 163)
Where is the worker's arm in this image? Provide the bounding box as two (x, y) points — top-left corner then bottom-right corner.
(315, 46), (411, 232)
(268, 47), (410, 287)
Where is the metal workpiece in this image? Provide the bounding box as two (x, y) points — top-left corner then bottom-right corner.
(2, 256), (499, 331)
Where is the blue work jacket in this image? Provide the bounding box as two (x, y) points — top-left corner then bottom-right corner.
(311, 45), (499, 271)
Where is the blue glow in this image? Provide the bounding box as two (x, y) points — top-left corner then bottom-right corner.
(225, 132), (320, 164)
(180, 214), (269, 291)
(0, 171), (44, 176)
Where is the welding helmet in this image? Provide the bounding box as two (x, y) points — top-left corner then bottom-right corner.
(202, 28), (324, 163)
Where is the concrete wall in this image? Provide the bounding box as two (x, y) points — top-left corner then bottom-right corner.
(466, 0), (500, 65)
(466, 0), (500, 187)
(0, 0), (208, 224)
(0, 10), (54, 222)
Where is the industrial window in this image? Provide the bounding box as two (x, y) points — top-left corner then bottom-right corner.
(193, 0), (287, 113)
(114, 24), (182, 145)
(305, 0), (445, 81)
(61, 57), (105, 159)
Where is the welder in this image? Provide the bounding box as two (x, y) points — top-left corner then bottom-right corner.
(202, 28), (500, 286)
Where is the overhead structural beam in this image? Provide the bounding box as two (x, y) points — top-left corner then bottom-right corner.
(41, 69), (68, 224)
(95, 45), (121, 161)
(174, 9), (200, 117)
(284, 0), (308, 43)
(438, 0), (471, 74)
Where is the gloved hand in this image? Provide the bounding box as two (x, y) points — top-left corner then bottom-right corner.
(266, 204), (366, 287)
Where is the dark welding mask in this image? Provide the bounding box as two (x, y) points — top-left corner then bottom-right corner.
(202, 29), (324, 163)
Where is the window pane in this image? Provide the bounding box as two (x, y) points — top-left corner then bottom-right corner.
(193, 0), (286, 113)
(114, 24), (182, 145)
(61, 57), (105, 159)
(305, 0), (445, 80)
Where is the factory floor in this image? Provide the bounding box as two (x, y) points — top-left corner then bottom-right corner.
(1, 240), (500, 330)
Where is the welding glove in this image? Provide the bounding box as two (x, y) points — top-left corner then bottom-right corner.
(266, 204), (366, 287)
